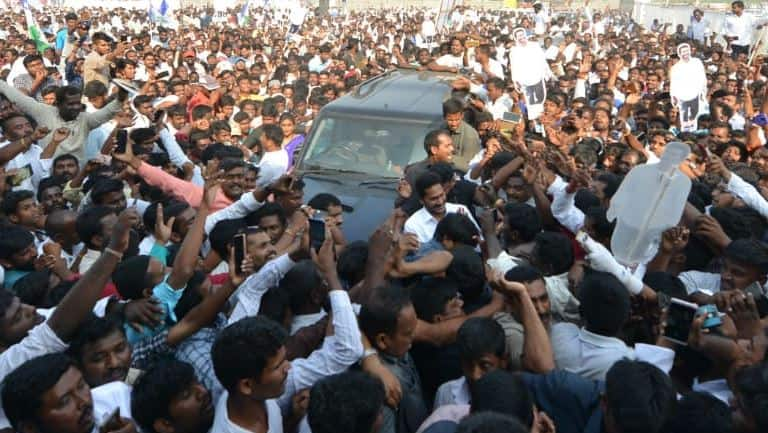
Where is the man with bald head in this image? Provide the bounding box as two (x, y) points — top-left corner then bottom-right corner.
(44, 209), (83, 269)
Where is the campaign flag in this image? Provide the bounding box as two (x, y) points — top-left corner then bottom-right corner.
(21, 0), (49, 53)
(238, 0), (251, 26)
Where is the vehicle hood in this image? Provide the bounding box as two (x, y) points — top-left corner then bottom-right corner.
(300, 174), (398, 242)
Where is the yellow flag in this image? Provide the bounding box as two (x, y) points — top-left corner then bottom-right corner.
(504, 0), (518, 8)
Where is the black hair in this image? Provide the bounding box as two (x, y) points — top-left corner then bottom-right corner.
(533, 231), (574, 275)
(359, 284), (412, 343)
(173, 271), (207, 320)
(22, 54), (43, 68)
(423, 129), (451, 156)
(258, 286), (291, 327)
(52, 153), (79, 169)
(1, 189), (35, 216)
(584, 206), (615, 240)
(470, 371), (533, 428)
(596, 173), (621, 200)
(36, 175), (66, 202)
(733, 362), (768, 432)
(307, 193), (342, 211)
(456, 412), (528, 433)
(410, 278), (459, 323)
(434, 213), (479, 246)
(2, 353), (77, 431)
(191, 104), (213, 121)
(246, 202), (287, 228)
(447, 245), (486, 306)
(90, 178), (125, 205)
(428, 162), (457, 184)
(504, 264), (544, 284)
(642, 272), (687, 299)
(578, 271), (630, 336)
(111, 255), (152, 300)
(605, 360), (675, 433)
(308, 371), (385, 433)
(83, 80), (108, 98)
(67, 314), (125, 364)
(0, 225), (35, 260)
(208, 219), (247, 259)
(211, 316), (288, 391)
(667, 392), (732, 433)
(415, 171), (443, 199)
(13, 270), (52, 307)
(280, 260), (324, 313)
(55, 85), (82, 105)
(75, 205), (117, 249)
(457, 317), (506, 362)
(262, 124), (284, 145)
(142, 200), (189, 235)
(724, 238), (768, 274)
(503, 203), (541, 243)
(131, 359), (200, 433)
(200, 143), (244, 165)
(336, 240), (368, 288)
(442, 98), (464, 117)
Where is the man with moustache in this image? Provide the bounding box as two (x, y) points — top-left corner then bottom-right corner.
(0, 83), (127, 163)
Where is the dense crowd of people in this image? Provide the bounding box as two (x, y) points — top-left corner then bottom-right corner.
(0, 1), (767, 433)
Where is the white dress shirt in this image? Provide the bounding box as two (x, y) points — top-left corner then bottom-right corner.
(486, 95), (514, 120)
(0, 140), (52, 192)
(725, 13), (754, 47)
(551, 322), (675, 381)
(0, 321), (68, 429)
(257, 150), (289, 188)
(210, 393), (283, 433)
(435, 54), (464, 70)
(404, 203), (480, 244)
(229, 254), (297, 325)
(433, 377), (470, 409)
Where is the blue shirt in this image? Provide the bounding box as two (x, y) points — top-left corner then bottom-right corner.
(56, 29), (70, 51)
(124, 274), (185, 344)
(521, 370), (605, 433)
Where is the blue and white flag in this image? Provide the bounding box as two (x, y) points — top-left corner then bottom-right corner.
(149, 0), (173, 26)
(237, 0), (251, 26)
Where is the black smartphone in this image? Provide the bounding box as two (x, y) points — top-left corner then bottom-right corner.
(309, 218), (325, 252)
(116, 129), (128, 150)
(156, 70), (170, 79)
(663, 298), (698, 345)
(233, 233), (246, 275)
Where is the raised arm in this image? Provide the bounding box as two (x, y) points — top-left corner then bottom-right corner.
(166, 179), (216, 289)
(47, 209), (138, 341)
(0, 80), (54, 124)
(493, 275), (555, 372)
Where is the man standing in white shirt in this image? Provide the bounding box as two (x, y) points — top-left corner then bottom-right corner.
(428, 37), (467, 73)
(725, 0), (756, 58)
(472, 44), (504, 82)
(404, 171), (480, 244)
(485, 78), (514, 121)
(257, 124), (289, 189)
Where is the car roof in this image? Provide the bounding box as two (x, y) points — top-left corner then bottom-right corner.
(321, 69), (456, 121)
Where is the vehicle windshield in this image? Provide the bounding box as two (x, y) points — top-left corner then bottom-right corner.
(299, 115), (435, 178)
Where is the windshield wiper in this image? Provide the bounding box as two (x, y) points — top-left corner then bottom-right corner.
(359, 177), (400, 186)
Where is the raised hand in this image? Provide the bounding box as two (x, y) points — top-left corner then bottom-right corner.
(153, 203), (176, 244)
(109, 208), (140, 253)
(31, 126), (51, 142)
(660, 226), (690, 254)
(51, 127), (71, 144)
